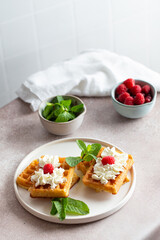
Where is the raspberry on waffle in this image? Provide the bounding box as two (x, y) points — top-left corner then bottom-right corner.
(83, 154), (134, 194)
(16, 157), (79, 197)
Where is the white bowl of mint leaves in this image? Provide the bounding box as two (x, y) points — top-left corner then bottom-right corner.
(38, 95), (86, 135)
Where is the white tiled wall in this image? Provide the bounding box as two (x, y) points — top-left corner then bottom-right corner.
(0, 0), (160, 108)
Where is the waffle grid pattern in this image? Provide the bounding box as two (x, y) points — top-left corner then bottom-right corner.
(16, 157), (78, 198)
(83, 154), (134, 194)
(29, 158), (74, 198)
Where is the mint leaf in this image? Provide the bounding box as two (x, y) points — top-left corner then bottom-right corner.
(51, 96), (64, 104)
(55, 111), (75, 122)
(66, 197), (89, 215)
(42, 103), (53, 118)
(66, 157), (82, 167)
(87, 144), (91, 152)
(53, 198), (68, 221)
(81, 150), (86, 158)
(53, 105), (63, 117)
(76, 140), (87, 153)
(56, 96), (64, 103)
(61, 197), (68, 220)
(71, 104), (84, 113)
(50, 201), (57, 215)
(46, 110), (55, 120)
(60, 99), (72, 109)
(83, 153), (97, 162)
(52, 200), (63, 220)
(88, 143), (101, 156)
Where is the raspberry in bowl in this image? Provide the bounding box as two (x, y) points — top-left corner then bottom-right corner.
(111, 79), (157, 119)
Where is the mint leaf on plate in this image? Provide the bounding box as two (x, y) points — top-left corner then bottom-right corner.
(76, 140), (87, 153)
(65, 157), (83, 167)
(87, 144), (92, 152)
(83, 153), (97, 162)
(50, 197), (89, 220)
(87, 143), (102, 156)
(50, 201), (57, 215)
(66, 140), (102, 167)
(66, 197), (89, 215)
(52, 198), (68, 221)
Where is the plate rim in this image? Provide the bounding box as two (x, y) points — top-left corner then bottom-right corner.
(14, 137), (136, 224)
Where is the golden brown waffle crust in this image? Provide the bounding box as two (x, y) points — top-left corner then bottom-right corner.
(28, 158), (75, 198)
(82, 154), (134, 194)
(16, 159), (39, 190)
(77, 146), (130, 186)
(16, 148), (133, 197)
(16, 157), (79, 198)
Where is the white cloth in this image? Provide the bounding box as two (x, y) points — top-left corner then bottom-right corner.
(16, 49), (160, 111)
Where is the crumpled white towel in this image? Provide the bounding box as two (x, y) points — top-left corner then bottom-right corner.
(16, 49), (160, 111)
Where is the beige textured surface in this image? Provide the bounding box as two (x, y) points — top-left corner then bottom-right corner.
(1, 96), (160, 240)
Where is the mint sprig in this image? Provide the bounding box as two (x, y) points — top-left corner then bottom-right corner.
(42, 96), (84, 122)
(66, 140), (101, 167)
(50, 197), (89, 221)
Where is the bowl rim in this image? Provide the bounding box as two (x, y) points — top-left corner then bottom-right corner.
(111, 79), (157, 108)
(38, 95), (87, 125)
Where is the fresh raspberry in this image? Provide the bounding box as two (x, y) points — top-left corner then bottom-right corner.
(118, 92), (130, 103)
(43, 163), (54, 174)
(134, 93), (145, 105)
(145, 94), (152, 103)
(130, 85), (142, 96)
(116, 84), (127, 96)
(124, 96), (134, 105)
(123, 78), (135, 89)
(142, 84), (151, 95)
(101, 156), (115, 165)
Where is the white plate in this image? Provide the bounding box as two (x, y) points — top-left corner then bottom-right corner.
(14, 137), (136, 224)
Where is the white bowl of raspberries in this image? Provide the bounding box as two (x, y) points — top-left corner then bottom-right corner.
(111, 78), (157, 119)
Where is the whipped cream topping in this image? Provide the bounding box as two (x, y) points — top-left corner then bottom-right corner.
(31, 168), (66, 189)
(39, 155), (60, 168)
(31, 155), (66, 189)
(92, 147), (128, 185)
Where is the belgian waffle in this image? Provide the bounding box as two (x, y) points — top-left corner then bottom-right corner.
(16, 157), (79, 197)
(83, 154), (134, 194)
(77, 147), (130, 185)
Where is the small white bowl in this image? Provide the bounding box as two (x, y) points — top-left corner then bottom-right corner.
(38, 95), (86, 135)
(111, 79), (157, 119)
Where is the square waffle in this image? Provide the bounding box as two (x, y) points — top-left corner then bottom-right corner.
(83, 154), (134, 194)
(16, 157), (79, 197)
(77, 147), (130, 184)
(29, 157), (74, 198)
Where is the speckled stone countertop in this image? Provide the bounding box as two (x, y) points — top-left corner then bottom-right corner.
(1, 96), (160, 240)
